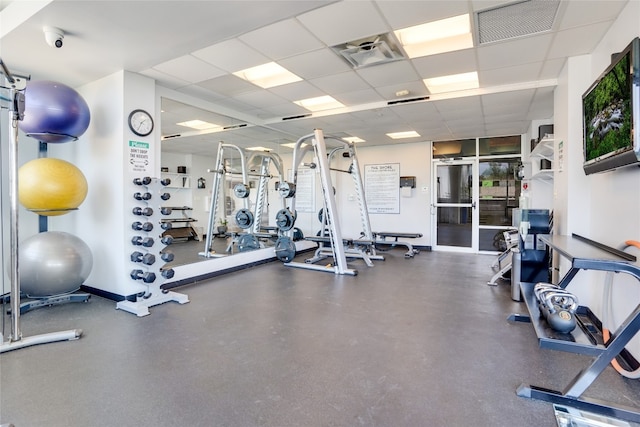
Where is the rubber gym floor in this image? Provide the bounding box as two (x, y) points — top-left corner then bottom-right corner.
(2, 249), (640, 427)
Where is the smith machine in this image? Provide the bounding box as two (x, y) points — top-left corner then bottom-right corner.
(274, 128), (383, 275)
(200, 142), (285, 257)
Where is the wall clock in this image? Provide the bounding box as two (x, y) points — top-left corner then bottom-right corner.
(128, 109), (154, 137)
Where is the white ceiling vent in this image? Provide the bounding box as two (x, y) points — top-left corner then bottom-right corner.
(476, 0), (560, 44)
(332, 34), (404, 69)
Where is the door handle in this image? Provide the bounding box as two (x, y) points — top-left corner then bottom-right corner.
(472, 201), (476, 210)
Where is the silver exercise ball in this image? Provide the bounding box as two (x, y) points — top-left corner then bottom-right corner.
(19, 231), (93, 297)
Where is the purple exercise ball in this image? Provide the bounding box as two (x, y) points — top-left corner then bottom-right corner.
(19, 80), (91, 143)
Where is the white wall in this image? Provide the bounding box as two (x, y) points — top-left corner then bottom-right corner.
(554, 0), (640, 355)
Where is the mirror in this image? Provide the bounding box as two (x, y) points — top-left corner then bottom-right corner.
(160, 97), (313, 268)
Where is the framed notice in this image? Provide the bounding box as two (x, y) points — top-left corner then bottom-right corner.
(364, 163), (400, 214)
(291, 167), (315, 213)
(128, 140), (153, 174)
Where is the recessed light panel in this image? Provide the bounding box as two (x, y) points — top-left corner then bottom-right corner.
(294, 95), (345, 112)
(233, 62), (302, 88)
(343, 136), (365, 143)
(395, 14), (473, 58)
(245, 146), (272, 152)
(424, 71), (479, 94)
(386, 131), (421, 139)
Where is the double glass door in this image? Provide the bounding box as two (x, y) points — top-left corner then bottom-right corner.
(432, 159), (521, 252)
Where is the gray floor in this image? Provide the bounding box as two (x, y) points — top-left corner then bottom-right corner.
(2, 250), (640, 427)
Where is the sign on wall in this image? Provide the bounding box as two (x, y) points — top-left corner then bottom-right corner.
(288, 167), (315, 213)
(364, 163), (400, 214)
(128, 140), (153, 174)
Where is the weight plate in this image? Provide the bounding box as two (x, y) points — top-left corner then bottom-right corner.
(235, 208), (254, 229)
(275, 208), (296, 231)
(274, 236), (296, 262)
(238, 234), (260, 252)
(278, 181), (296, 198)
(233, 183), (250, 198)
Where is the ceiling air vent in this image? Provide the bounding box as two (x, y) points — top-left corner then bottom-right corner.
(476, 0), (560, 44)
(332, 34), (404, 69)
(387, 96), (429, 106)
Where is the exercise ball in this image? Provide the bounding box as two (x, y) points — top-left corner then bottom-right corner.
(18, 157), (88, 216)
(19, 231), (93, 297)
(18, 80), (90, 143)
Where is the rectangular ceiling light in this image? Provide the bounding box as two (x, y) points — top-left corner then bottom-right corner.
(294, 95), (345, 112)
(176, 119), (219, 130)
(424, 71), (479, 94)
(246, 146), (272, 152)
(281, 142), (308, 149)
(233, 62), (302, 88)
(386, 131), (421, 140)
(343, 136), (365, 143)
(394, 14), (473, 58)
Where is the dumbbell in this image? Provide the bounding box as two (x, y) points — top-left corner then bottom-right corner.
(130, 269), (156, 283)
(160, 192), (171, 201)
(160, 178), (171, 186)
(160, 207), (172, 215)
(131, 236), (154, 247)
(132, 207), (154, 216)
(133, 177), (152, 186)
(161, 235), (174, 245)
(160, 251), (174, 262)
(130, 251), (156, 265)
(132, 221), (153, 231)
(133, 192), (152, 201)
(161, 269), (175, 279)
(160, 222), (172, 230)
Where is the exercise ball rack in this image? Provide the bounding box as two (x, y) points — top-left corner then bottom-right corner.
(0, 59), (82, 353)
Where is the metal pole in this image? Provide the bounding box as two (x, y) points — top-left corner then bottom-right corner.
(8, 87), (21, 342)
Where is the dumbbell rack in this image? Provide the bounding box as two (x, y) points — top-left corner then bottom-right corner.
(512, 233), (640, 423)
(116, 177), (189, 317)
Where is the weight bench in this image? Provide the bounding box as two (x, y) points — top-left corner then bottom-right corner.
(373, 232), (422, 258)
(306, 236), (384, 267)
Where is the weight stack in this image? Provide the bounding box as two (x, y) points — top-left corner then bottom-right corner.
(116, 176), (189, 316)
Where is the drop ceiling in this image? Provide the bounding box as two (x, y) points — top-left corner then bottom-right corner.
(0, 0), (629, 155)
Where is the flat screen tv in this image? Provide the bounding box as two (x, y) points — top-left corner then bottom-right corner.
(582, 37), (640, 175)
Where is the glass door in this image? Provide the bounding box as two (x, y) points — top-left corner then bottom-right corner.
(432, 161), (478, 252)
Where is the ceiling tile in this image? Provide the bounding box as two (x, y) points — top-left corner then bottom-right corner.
(140, 68), (190, 89)
(477, 33), (554, 70)
(389, 101), (439, 121)
(309, 71), (371, 94)
(268, 80), (325, 102)
(482, 89), (536, 116)
(296, 0), (390, 46)
(356, 60), (420, 87)
(547, 22), (611, 59)
(233, 90), (290, 110)
(412, 49), (478, 79)
(375, 80), (429, 100)
(480, 62), (542, 87)
(333, 88), (385, 105)
(556, 0), (627, 30)
(197, 75), (261, 97)
(239, 18), (325, 60)
(279, 48), (352, 80)
(192, 39), (270, 73)
(152, 55), (227, 83)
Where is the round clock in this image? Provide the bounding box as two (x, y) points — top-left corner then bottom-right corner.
(128, 109), (154, 137)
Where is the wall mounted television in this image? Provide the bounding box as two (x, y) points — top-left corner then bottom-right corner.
(582, 37), (640, 175)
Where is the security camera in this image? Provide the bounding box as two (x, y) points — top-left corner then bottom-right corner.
(43, 26), (64, 48)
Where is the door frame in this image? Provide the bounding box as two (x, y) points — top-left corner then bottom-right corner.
(431, 159), (479, 253)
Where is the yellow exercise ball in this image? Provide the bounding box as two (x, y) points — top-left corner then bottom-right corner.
(18, 158), (88, 216)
